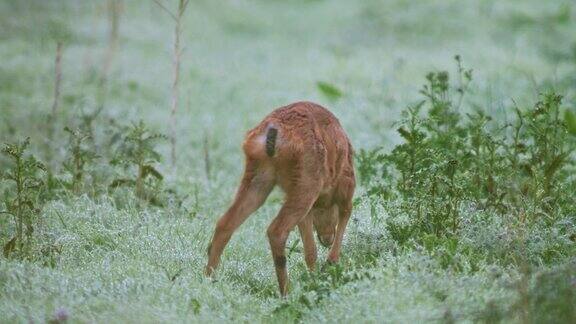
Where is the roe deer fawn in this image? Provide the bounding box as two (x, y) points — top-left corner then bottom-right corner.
(205, 101), (355, 296)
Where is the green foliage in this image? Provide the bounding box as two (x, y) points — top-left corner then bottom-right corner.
(1, 138), (46, 258)
(110, 120), (168, 206)
(275, 263), (375, 320)
(316, 81), (343, 102)
(358, 57), (576, 247)
(565, 109), (576, 135)
(62, 127), (99, 195)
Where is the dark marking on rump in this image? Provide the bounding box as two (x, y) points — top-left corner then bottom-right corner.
(266, 127), (278, 157)
(206, 243), (212, 256)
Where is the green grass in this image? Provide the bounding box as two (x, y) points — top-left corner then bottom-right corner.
(1, 0), (575, 323)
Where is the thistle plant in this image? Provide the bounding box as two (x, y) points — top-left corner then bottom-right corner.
(1, 138), (46, 257)
(62, 127), (99, 195)
(110, 120), (167, 205)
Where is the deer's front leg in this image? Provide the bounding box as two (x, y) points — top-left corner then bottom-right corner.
(206, 161), (274, 276)
(297, 214), (317, 271)
(267, 189), (319, 296)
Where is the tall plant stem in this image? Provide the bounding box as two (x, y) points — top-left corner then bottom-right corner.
(99, 0), (122, 111)
(47, 42), (63, 166)
(153, 0), (190, 169)
(203, 131), (211, 182)
(51, 42), (63, 117)
(15, 155), (23, 247)
(170, 11), (181, 168)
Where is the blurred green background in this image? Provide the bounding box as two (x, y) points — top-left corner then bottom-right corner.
(1, 0), (574, 165)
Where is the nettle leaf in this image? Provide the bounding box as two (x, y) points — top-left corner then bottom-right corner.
(3, 171), (16, 181)
(80, 149), (99, 161)
(24, 178), (43, 189)
(22, 200), (37, 213)
(2, 143), (20, 158)
(3, 236), (17, 258)
(397, 127), (412, 141)
(20, 137), (31, 153)
(147, 133), (169, 142)
(142, 165), (163, 180)
(190, 298), (201, 315)
(110, 178), (136, 188)
(316, 81), (343, 101)
(0, 209), (13, 218)
(545, 153), (567, 179)
(148, 150), (162, 162)
(564, 110), (576, 135)
(63, 126), (78, 137)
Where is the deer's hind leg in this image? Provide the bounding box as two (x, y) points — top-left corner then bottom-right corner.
(327, 175), (355, 264)
(268, 163), (322, 295)
(297, 214), (317, 271)
(205, 159), (275, 276)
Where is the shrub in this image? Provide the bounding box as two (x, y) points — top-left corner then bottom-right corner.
(109, 120), (168, 206)
(62, 126), (99, 195)
(358, 56), (576, 246)
(1, 138), (46, 257)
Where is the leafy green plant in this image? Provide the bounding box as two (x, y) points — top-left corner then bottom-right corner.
(109, 120), (168, 206)
(358, 56), (576, 246)
(380, 57), (472, 238)
(274, 263), (374, 320)
(505, 93), (573, 215)
(1, 138), (46, 258)
(355, 148), (391, 200)
(62, 127), (99, 195)
(78, 106), (105, 142)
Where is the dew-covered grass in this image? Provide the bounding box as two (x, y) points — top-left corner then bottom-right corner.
(1, 0), (575, 323)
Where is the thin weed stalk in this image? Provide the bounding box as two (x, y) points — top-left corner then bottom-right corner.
(153, 0), (191, 169)
(47, 41), (64, 166)
(203, 131), (211, 182)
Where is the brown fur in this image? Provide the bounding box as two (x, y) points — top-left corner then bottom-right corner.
(205, 101), (356, 296)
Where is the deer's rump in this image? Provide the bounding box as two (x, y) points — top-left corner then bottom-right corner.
(243, 102), (352, 182)
(243, 102), (354, 202)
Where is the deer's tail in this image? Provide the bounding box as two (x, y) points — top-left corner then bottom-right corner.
(265, 126), (278, 157)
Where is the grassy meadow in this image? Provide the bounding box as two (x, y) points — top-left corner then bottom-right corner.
(1, 0), (575, 323)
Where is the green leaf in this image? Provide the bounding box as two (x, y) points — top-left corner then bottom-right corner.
(190, 298), (201, 315)
(0, 210), (13, 218)
(316, 81), (343, 101)
(3, 236), (17, 258)
(110, 178), (136, 188)
(22, 200), (37, 213)
(564, 110), (576, 136)
(397, 127), (412, 141)
(142, 165), (163, 180)
(545, 153), (566, 179)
